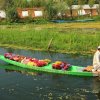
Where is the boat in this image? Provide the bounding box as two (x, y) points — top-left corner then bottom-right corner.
(75, 19), (95, 22)
(51, 20), (76, 23)
(51, 19), (94, 23)
(0, 55), (98, 77)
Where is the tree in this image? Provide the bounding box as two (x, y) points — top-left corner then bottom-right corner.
(77, 0), (85, 17)
(44, 0), (68, 19)
(66, 0), (74, 19)
(88, 0), (95, 16)
(52, 0), (68, 19)
(0, 0), (6, 9)
(28, 0), (44, 7)
(4, 0), (20, 22)
(97, 0), (100, 15)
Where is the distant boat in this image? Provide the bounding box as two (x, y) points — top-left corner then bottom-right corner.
(51, 19), (94, 23)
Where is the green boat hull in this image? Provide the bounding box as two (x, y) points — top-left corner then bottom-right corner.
(0, 55), (98, 77)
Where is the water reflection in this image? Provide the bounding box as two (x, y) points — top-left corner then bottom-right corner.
(92, 77), (100, 99)
(6, 48), (14, 53)
(5, 69), (38, 76)
(0, 66), (100, 100)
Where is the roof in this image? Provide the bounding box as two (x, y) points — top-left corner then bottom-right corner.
(71, 4), (99, 9)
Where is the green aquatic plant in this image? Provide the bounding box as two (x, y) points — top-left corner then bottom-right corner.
(0, 24), (100, 55)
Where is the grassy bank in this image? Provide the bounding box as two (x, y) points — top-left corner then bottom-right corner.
(0, 22), (100, 55)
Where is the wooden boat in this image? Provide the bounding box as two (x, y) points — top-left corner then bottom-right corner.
(0, 55), (98, 77)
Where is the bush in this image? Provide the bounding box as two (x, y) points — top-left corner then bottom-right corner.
(33, 18), (48, 24)
(93, 16), (100, 21)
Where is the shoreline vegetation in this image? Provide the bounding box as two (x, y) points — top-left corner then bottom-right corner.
(0, 22), (100, 55)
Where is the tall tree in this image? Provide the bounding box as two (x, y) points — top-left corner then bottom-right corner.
(88, 0), (95, 16)
(78, 0), (85, 10)
(0, 0), (6, 9)
(97, 0), (100, 15)
(52, 0), (67, 19)
(28, 0), (44, 7)
(66, 0), (74, 19)
(4, 0), (20, 22)
(44, 0), (67, 19)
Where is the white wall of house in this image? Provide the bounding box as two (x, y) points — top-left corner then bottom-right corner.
(0, 10), (6, 18)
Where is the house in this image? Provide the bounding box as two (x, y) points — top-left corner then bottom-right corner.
(65, 4), (99, 17)
(82, 4), (99, 16)
(17, 7), (44, 19)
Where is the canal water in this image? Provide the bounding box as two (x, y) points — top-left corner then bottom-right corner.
(0, 48), (100, 100)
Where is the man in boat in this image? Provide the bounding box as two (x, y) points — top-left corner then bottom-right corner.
(92, 46), (100, 72)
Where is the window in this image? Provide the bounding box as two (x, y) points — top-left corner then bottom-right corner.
(34, 11), (43, 17)
(22, 11), (28, 17)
